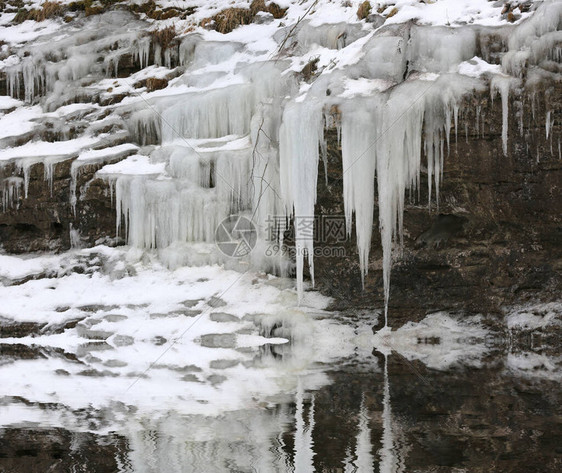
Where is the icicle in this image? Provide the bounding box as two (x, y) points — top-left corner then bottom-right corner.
(178, 35), (198, 66)
(69, 224), (82, 249)
(476, 105), (481, 138)
(546, 110), (552, 139)
(70, 160), (81, 216)
(279, 100), (324, 301)
(160, 84), (255, 141)
(164, 49), (172, 69)
(453, 104), (459, 144)
(1, 177), (23, 212)
(378, 84), (425, 324)
(341, 100), (378, 284)
(294, 379), (315, 472)
(136, 37), (151, 69)
(7, 67), (21, 99)
(153, 43), (162, 67)
(43, 157), (65, 197)
(491, 76), (512, 156)
(15, 158), (39, 199)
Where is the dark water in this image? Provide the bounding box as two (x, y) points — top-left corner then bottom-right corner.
(0, 309), (561, 473)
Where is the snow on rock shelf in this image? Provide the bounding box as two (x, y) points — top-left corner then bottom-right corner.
(0, 0), (560, 315)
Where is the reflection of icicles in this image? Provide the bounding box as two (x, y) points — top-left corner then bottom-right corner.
(355, 397), (374, 473)
(294, 379), (315, 473)
(373, 313), (489, 370)
(379, 355), (395, 473)
(123, 408), (297, 473)
(343, 448), (355, 473)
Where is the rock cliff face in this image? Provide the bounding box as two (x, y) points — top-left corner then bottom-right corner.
(0, 153), (124, 252)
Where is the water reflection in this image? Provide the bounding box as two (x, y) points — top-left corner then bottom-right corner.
(0, 300), (561, 472)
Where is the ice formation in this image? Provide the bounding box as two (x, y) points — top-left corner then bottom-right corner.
(0, 0), (559, 317)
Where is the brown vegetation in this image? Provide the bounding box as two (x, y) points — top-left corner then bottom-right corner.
(149, 25), (177, 50)
(300, 57), (319, 82)
(14, 1), (65, 23)
(386, 6), (398, 18)
(202, 0), (288, 34)
(356, 1), (371, 20)
(145, 77), (168, 92)
(128, 1), (196, 20)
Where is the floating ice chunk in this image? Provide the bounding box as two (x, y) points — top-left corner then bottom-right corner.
(506, 302), (562, 331)
(507, 352), (562, 381)
(373, 312), (490, 370)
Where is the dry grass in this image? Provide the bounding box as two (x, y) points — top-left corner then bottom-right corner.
(146, 77), (168, 92)
(386, 6), (399, 18)
(150, 25), (177, 50)
(202, 0), (288, 34)
(250, 0), (287, 19)
(356, 1), (371, 20)
(300, 57), (319, 81)
(36, 1), (64, 20)
(212, 7), (253, 34)
(14, 1), (65, 23)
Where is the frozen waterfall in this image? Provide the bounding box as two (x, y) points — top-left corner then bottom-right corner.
(0, 0), (559, 319)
